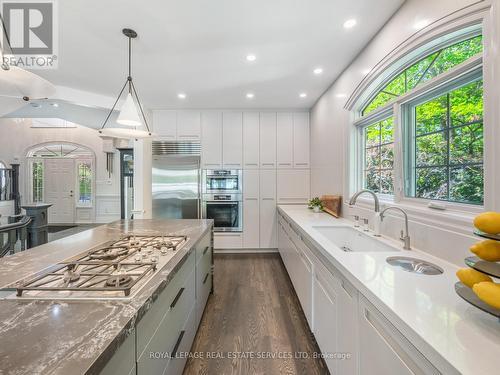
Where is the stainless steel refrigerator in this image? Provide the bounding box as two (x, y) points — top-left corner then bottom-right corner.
(152, 155), (201, 219)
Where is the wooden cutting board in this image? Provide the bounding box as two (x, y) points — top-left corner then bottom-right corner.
(320, 195), (342, 218)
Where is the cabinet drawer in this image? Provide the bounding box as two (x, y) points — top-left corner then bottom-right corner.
(165, 304), (198, 375)
(358, 296), (440, 375)
(137, 268), (196, 374)
(99, 329), (136, 375)
(137, 252), (195, 357)
(196, 262), (212, 324)
(214, 233), (243, 249)
(196, 231), (212, 263)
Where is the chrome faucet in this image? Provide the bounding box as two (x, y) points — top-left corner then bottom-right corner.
(380, 207), (411, 250)
(348, 189), (380, 212)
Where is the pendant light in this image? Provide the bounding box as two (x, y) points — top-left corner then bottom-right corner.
(0, 12), (55, 102)
(99, 28), (151, 139)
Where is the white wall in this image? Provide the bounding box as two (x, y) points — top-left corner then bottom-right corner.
(0, 118), (121, 223)
(310, 0), (499, 266)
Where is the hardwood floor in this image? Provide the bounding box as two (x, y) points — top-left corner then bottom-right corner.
(183, 253), (329, 375)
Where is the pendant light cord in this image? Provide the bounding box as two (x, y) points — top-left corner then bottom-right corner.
(100, 28), (151, 135)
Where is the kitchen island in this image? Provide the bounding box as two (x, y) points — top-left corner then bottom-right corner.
(0, 219), (213, 375)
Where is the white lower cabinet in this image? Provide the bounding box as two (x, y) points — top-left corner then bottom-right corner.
(214, 233), (243, 249)
(358, 296), (440, 375)
(277, 211), (441, 375)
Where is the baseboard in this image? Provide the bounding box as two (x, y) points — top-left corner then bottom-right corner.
(214, 248), (279, 254)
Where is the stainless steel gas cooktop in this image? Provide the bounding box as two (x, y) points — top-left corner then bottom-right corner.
(12, 235), (187, 299)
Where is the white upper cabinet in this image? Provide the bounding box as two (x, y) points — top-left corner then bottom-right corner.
(293, 112), (310, 168)
(276, 112), (293, 169)
(177, 111), (201, 140)
(259, 113), (277, 169)
(152, 110), (177, 139)
(222, 112), (243, 168)
(277, 169), (310, 204)
(201, 111), (223, 169)
(151, 110), (201, 141)
(243, 112), (260, 169)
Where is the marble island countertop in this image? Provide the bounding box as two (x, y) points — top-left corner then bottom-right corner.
(0, 219), (213, 375)
(278, 205), (500, 375)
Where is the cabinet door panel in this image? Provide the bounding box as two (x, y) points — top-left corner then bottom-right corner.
(177, 111), (201, 140)
(277, 169), (310, 204)
(243, 199), (259, 248)
(277, 112), (293, 168)
(153, 110), (177, 139)
(223, 112), (243, 168)
(314, 270), (338, 375)
(201, 111), (223, 168)
(243, 170), (259, 249)
(260, 199), (277, 248)
(358, 297), (439, 375)
(243, 112), (260, 169)
(259, 113), (277, 168)
(293, 112), (310, 168)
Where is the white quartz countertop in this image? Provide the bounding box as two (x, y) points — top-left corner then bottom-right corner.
(278, 205), (500, 375)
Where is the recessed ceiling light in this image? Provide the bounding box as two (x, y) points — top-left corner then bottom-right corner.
(414, 19), (430, 30)
(177, 93), (187, 99)
(246, 92), (255, 99)
(343, 19), (357, 29)
(299, 93), (307, 98)
(313, 67), (323, 75)
(246, 54), (257, 62)
(336, 93), (347, 98)
(50, 102), (59, 107)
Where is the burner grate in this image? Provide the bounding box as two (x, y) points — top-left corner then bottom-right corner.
(14, 234), (187, 298)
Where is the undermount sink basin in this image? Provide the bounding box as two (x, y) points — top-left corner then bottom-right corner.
(386, 256), (444, 275)
(312, 226), (401, 253)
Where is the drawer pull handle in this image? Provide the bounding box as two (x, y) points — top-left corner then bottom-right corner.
(170, 287), (185, 309)
(203, 246), (210, 255)
(170, 330), (185, 359)
(203, 273), (210, 284)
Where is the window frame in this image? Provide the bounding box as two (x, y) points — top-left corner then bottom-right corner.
(355, 107), (395, 200)
(30, 158), (45, 204)
(402, 68), (483, 205)
(75, 158), (93, 208)
(353, 53), (484, 213)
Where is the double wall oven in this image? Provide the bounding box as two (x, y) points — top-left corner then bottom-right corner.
(202, 170), (242, 232)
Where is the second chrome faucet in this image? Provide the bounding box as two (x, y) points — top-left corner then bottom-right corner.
(349, 189), (411, 250)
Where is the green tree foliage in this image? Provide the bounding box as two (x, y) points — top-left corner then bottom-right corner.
(414, 80), (483, 204)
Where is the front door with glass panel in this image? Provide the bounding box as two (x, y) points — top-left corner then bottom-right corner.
(45, 159), (75, 224)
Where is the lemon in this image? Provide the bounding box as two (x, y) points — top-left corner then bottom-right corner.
(456, 268), (492, 288)
(472, 282), (500, 310)
(470, 240), (500, 262)
(473, 212), (500, 235)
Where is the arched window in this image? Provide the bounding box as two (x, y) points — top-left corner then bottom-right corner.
(355, 29), (484, 206)
(362, 35), (483, 116)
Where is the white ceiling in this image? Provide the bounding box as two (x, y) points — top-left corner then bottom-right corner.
(32, 0), (404, 110)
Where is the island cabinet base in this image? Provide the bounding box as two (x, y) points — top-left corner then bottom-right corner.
(277, 210), (444, 375)
(99, 229), (213, 375)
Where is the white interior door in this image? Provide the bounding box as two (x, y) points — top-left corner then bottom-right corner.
(44, 159), (75, 224)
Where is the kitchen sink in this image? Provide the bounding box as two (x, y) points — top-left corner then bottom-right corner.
(386, 256), (444, 275)
(312, 226), (401, 253)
